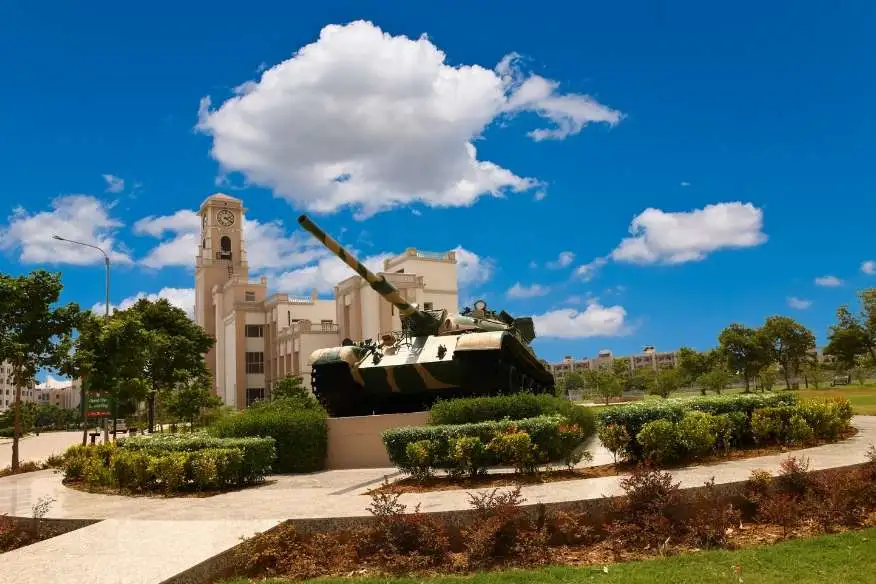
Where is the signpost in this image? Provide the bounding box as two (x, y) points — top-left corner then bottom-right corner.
(85, 394), (111, 418)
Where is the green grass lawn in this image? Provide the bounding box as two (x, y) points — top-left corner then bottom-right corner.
(218, 527), (876, 584)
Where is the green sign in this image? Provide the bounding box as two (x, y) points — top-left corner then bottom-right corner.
(86, 395), (111, 418)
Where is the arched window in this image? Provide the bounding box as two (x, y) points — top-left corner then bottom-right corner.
(219, 236), (232, 259)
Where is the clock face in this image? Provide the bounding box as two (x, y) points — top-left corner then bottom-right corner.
(216, 209), (235, 227)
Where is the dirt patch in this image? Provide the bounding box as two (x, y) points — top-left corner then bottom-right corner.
(61, 478), (277, 499)
(369, 428), (858, 495)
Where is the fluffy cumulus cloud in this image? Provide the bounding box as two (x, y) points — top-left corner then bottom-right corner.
(453, 246), (495, 287)
(575, 257), (608, 281)
(102, 174), (125, 193)
(815, 275), (843, 287)
(134, 209), (327, 270)
(610, 202), (767, 264)
(787, 296), (812, 310)
(506, 282), (550, 299)
(863, 261), (876, 275)
(533, 301), (628, 339)
(546, 251), (575, 269)
(92, 287), (196, 318)
(0, 195), (131, 265)
(195, 20), (621, 218)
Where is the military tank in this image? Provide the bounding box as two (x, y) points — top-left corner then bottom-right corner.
(297, 214), (555, 417)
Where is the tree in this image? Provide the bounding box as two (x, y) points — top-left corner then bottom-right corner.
(557, 371), (588, 398)
(0, 271), (80, 470)
(166, 375), (222, 429)
(852, 354), (874, 386)
(825, 290), (876, 367)
(272, 375), (308, 401)
(718, 324), (772, 391)
(646, 367), (681, 398)
(757, 364), (779, 392)
(583, 369), (623, 405)
(677, 347), (723, 395)
(761, 315), (816, 390)
(697, 366), (731, 395)
(121, 299), (214, 432)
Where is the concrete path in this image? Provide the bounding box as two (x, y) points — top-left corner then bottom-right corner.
(1, 416), (874, 584)
(0, 431), (86, 467)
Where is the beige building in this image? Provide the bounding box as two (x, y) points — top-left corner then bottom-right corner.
(550, 346), (679, 381)
(193, 193), (460, 409)
(36, 376), (82, 411)
(0, 360), (38, 412)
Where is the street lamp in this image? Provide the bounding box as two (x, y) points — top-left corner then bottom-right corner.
(52, 235), (111, 443)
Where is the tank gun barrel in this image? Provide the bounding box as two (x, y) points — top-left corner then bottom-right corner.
(297, 214), (433, 332)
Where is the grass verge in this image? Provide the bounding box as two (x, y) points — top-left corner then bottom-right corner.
(218, 526), (876, 584)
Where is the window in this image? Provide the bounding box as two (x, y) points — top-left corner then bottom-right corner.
(245, 352), (264, 374)
(423, 302), (433, 311)
(320, 319), (333, 331)
(287, 311), (291, 326)
(245, 325), (264, 338)
(219, 236), (232, 260)
(246, 387), (265, 407)
(245, 291), (256, 302)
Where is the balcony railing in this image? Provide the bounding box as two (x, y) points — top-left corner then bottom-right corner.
(288, 321), (339, 335)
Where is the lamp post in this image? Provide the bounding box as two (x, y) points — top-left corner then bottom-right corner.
(52, 235), (110, 444)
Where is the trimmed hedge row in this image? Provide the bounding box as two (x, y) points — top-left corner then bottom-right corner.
(118, 434), (276, 481)
(211, 402), (327, 474)
(429, 393), (596, 439)
(382, 414), (589, 478)
(61, 437), (275, 493)
(597, 392), (798, 458)
(599, 396), (853, 464)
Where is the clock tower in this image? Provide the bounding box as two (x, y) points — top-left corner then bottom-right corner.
(194, 193), (249, 390)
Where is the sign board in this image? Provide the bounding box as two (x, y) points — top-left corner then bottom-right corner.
(86, 394), (111, 418)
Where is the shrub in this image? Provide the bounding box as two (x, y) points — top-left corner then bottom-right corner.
(636, 419), (677, 465)
(383, 415), (588, 476)
(796, 397), (852, 440)
(429, 393), (596, 439)
(711, 414), (734, 455)
(598, 423), (630, 464)
(597, 392), (796, 458)
(787, 414), (814, 445)
(448, 436), (488, 478)
(751, 406), (794, 444)
(212, 403), (326, 473)
(676, 411), (716, 458)
(404, 440), (436, 481)
(487, 430), (537, 474)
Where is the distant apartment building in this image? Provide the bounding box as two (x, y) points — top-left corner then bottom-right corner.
(193, 193), (460, 409)
(35, 376), (82, 411)
(0, 360), (38, 412)
(549, 346), (679, 380)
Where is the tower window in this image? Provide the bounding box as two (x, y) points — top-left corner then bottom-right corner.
(219, 236), (232, 260)
(245, 325), (264, 337)
(245, 291), (256, 302)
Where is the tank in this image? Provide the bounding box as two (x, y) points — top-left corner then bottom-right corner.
(297, 214), (555, 417)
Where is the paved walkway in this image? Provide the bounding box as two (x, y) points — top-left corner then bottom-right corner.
(0, 431), (86, 467)
(1, 416), (874, 584)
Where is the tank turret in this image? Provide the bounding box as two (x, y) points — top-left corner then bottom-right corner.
(297, 214), (554, 417)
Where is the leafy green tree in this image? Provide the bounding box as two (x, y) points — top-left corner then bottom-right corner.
(166, 375), (222, 429)
(761, 315), (816, 390)
(718, 324), (772, 391)
(677, 347), (724, 395)
(272, 375), (308, 400)
(757, 364), (779, 391)
(646, 367), (681, 398)
(558, 371), (588, 398)
(0, 270), (80, 470)
(852, 354), (874, 385)
(825, 289), (876, 367)
(697, 366), (731, 395)
(583, 369), (623, 405)
(121, 299), (214, 432)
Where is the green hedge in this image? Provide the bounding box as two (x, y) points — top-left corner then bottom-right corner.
(597, 392), (798, 458)
(118, 434), (276, 483)
(0, 427), (12, 438)
(383, 414), (589, 477)
(211, 401), (327, 474)
(429, 393), (596, 437)
(61, 439), (272, 493)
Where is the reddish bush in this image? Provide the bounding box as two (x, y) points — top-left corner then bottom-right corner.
(686, 478), (742, 548)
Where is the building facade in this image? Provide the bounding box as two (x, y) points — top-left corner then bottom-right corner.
(35, 376), (82, 411)
(549, 347), (680, 381)
(0, 360), (39, 412)
(193, 193), (460, 409)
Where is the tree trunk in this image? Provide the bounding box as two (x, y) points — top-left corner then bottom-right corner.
(743, 373), (750, 392)
(80, 376), (88, 446)
(11, 381), (21, 471)
(782, 367), (791, 391)
(147, 391), (156, 433)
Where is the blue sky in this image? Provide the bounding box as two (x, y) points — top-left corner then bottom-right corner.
(1, 0), (875, 363)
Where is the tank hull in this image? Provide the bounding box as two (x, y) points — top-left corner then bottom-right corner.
(309, 331), (555, 416)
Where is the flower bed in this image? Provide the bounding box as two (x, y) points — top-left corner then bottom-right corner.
(61, 434), (276, 495)
(224, 451), (876, 581)
(382, 415), (590, 479)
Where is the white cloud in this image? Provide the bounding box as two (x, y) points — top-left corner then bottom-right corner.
(680, 181), (690, 187)
(862, 261), (876, 275)
(195, 20), (621, 218)
(273, 252), (394, 295)
(787, 296), (812, 310)
(92, 287), (196, 318)
(534, 191), (547, 201)
(0, 195), (131, 265)
(453, 246), (495, 287)
(575, 257), (608, 281)
(102, 174), (125, 193)
(610, 202), (767, 265)
(506, 282), (550, 299)
(533, 302), (628, 339)
(547, 251), (575, 269)
(134, 209), (327, 270)
(814, 275), (843, 287)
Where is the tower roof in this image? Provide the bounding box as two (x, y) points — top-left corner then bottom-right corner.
(200, 192), (242, 209)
